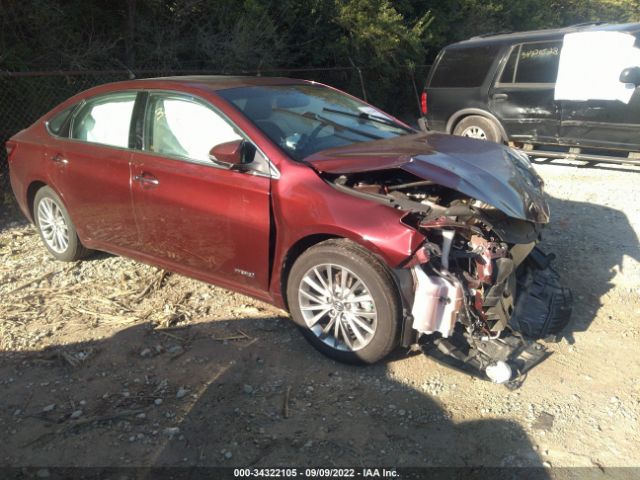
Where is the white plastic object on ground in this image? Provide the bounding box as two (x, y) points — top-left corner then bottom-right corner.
(485, 361), (513, 384)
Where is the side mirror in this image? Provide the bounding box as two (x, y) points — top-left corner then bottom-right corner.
(208, 139), (250, 168)
(619, 66), (640, 86)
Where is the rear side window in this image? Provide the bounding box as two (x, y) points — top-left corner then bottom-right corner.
(430, 45), (500, 88)
(47, 104), (77, 137)
(499, 41), (562, 84)
(71, 93), (137, 148)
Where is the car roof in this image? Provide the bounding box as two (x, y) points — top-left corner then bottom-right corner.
(104, 75), (310, 91)
(447, 22), (640, 49)
(137, 75), (308, 90)
(67, 75), (311, 104)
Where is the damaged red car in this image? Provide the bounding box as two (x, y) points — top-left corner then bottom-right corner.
(7, 76), (571, 383)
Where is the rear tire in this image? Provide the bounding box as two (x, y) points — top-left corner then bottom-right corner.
(34, 186), (91, 261)
(453, 115), (502, 143)
(287, 239), (401, 364)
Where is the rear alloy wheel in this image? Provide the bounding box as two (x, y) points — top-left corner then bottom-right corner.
(34, 186), (91, 261)
(287, 239), (401, 364)
(453, 115), (502, 143)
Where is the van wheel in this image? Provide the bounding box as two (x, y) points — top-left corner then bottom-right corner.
(453, 115), (502, 143)
(286, 239), (401, 365)
(34, 186), (91, 261)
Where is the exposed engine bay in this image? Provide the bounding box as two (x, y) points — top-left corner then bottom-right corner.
(328, 168), (572, 386)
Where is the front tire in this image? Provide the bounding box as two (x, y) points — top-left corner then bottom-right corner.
(287, 239), (401, 364)
(34, 186), (91, 261)
(453, 115), (502, 143)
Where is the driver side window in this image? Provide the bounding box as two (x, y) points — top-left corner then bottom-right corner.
(145, 94), (242, 163)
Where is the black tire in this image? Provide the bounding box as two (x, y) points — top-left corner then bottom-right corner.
(33, 186), (91, 261)
(453, 115), (503, 143)
(286, 239), (401, 364)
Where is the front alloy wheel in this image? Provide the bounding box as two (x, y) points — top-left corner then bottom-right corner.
(298, 264), (378, 352)
(287, 239), (401, 364)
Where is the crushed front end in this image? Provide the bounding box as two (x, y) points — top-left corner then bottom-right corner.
(329, 158), (572, 385)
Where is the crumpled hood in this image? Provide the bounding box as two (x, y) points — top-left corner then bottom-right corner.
(304, 132), (549, 223)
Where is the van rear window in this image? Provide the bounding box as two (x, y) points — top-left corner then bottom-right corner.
(430, 45), (500, 88)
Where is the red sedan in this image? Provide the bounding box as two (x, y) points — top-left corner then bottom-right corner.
(7, 76), (571, 380)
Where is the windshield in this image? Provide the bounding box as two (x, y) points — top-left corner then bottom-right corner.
(217, 84), (413, 161)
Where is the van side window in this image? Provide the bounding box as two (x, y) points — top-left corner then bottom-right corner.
(514, 41), (562, 84)
(430, 45), (500, 88)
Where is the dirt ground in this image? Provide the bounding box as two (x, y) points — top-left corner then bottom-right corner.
(1, 159), (639, 473)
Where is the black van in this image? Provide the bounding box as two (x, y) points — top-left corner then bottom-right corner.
(422, 23), (640, 165)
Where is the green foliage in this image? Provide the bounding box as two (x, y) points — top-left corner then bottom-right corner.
(334, 0), (432, 65)
(0, 0), (638, 115)
(425, 0), (640, 49)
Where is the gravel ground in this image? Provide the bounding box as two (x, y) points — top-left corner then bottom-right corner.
(0, 159), (639, 471)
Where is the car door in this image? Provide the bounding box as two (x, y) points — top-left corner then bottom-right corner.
(489, 41), (563, 144)
(559, 32), (640, 152)
(48, 91), (140, 249)
(130, 91), (272, 293)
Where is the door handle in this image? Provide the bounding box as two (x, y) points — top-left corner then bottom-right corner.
(133, 174), (160, 186)
(51, 153), (69, 165)
(492, 93), (509, 100)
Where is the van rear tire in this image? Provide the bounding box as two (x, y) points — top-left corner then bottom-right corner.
(453, 115), (502, 143)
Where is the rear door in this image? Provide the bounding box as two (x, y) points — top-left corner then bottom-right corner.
(489, 41), (563, 144)
(49, 91), (139, 249)
(559, 32), (640, 152)
(130, 91), (272, 293)
(560, 95), (640, 151)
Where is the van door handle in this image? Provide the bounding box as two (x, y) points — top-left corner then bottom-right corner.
(492, 93), (509, 100)
(133, 174), (160, 186)
(51, 153), (69, 165)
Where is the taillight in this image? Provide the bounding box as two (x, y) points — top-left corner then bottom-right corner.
(5, 140), (16, 160)
(420, 92), (428, 116)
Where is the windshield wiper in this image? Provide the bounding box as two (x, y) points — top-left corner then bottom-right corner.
(322, 107), (413, 132)
(271, 107), (383, 140)
(299, 110), (383, 140)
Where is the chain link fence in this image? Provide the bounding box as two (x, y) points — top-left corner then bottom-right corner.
(0, 65), (430, 204)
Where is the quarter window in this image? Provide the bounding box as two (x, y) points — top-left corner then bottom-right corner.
(145, 95), (242, 162)
(47, 104), (77, 137)
(71, 93), (136, 148)
(430, 45), (501, 88)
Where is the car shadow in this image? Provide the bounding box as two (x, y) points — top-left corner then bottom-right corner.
(541, 193), (640, 344)
(1, 318), (550, 476)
